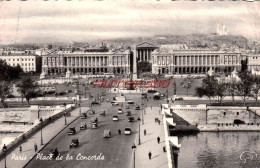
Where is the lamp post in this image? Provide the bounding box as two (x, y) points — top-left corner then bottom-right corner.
(3, 144), (7, 168)
(138, 123), (141, 145)
(64, 103), (67, 125)
(39, 117), (43, 145)
(132, 144), (136, 168)
(142, 109), (144, 125)
(79, 102), (81, 116)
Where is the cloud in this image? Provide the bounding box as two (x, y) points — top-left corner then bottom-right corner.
(0, 1), (260, 44)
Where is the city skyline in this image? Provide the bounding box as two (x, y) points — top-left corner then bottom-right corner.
(0, 1), (259, 44)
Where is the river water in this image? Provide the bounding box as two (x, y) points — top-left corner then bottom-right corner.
(177, 132), (260, 168)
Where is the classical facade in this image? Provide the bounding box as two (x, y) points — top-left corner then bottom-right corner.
(42, 50), (131, 75)
(0, 53), (37, 72)
(151, 47), (241, 74)
(247, 54), (260, 72)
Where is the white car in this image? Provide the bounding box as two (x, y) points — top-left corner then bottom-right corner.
(113, 116), (119, 121)
(124, 127), (132, 135)
(118, 109), (123, 114)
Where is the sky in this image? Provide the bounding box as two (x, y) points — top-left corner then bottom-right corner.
(0, 1), (260, 44)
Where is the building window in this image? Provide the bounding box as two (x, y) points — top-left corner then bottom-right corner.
(237, 112), (239, 115)
(17, 59), (19, 61)
(223, 112), (226, 116)
(22, 59), (23, 61)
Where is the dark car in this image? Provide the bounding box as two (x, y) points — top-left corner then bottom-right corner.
(147, 90), (157, 93)
(81, 112), (87, 119)
(99, 111), (106, 116)
(135, 106), (140, 110)
(67, 127), (76, 135)
(49, 148), (59, 159)
(175, 97), (184, 101)
(128, 117), (135, 122)
(126, 111), (132, 116)
(69, 138), (79, 148)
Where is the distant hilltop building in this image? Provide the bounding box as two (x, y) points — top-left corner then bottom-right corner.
(217, 23), (228, 36)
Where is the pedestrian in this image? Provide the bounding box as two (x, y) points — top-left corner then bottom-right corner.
(158, 119), (161, 125)
(132, 143), (136, 149)
(163, 146), (166, 153)
(118, 129), (121, 135)
(155, 118), (157, 123)
(34, 143), (38, 152)
(19, 145), (22, 152)
(157, 136), (160, 144)
(148, 151), (152, 160)
(144, 129), (146, 136)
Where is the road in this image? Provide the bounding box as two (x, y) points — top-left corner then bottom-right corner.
(25, 98), (142, 168)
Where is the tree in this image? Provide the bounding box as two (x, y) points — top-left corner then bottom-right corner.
(195, 75), (218, 105)
(0, 82), (10, 108)
(19, 77), (38, 106)
(137, 61), (152, 73)
(215, 82), (227, 105)
(251, 75), (260, 106)
(236, 72), (254, 106)
(226, 79), (237, 106)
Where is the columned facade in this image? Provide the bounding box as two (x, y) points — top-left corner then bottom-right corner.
(152, 50), (241, 74)
(42, 50), (131, 75)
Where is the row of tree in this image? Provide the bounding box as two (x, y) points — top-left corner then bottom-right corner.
(195, 72), (260, 106)
(0, 60), (23, 81)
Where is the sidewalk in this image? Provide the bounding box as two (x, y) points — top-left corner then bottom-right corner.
(0, 107), (88, 168)
(135, 107), (168, 168)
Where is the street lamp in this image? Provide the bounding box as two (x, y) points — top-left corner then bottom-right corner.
(79, 103), (81, 116)
(39, 117), (43, 145)
(138, 123), (141, 145)
(3, 144), (7, 168)
(142, 110), (144, 125)
(131, 143), (136, 168)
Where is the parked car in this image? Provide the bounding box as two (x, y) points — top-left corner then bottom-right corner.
(128, 117), (135, 122)
(69, 138), (79, 148)
(80, 122), (87, 130)
(175, 97), (184, 101)
(67, 127), (76, 135)
(66, 90), (72, 93)
(103, 130), (111, 138)
(118, 109), (123, 114)
(113, 115), (119, 121)
(124, 127), (132, 135)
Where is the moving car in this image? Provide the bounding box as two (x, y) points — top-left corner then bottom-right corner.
(113, 115), (119, 121)
(69, 138), (79, 148)
(49, 148), (59, 159)
(147, 89), (157, 93)
(126, 111), (132, 116)
(91, 122), (98, 129)
(111, 101), (119, 106)
(87, 110), (95, 115)
(81, 112), (87, 119)
(80, 122), (87, 130)
(99, 111), (106, 116)
(103, 130), (111, 138)
(118, 109), (123, 114)
(124, 127), (132, 135)
(128, 101), (135, 105)
(90, 118), (98, 124)
(128, 117), (134, 122)
(67, 127), (76, 135)
(175, 97), (184, 101)
(135, 106), (140, 110)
